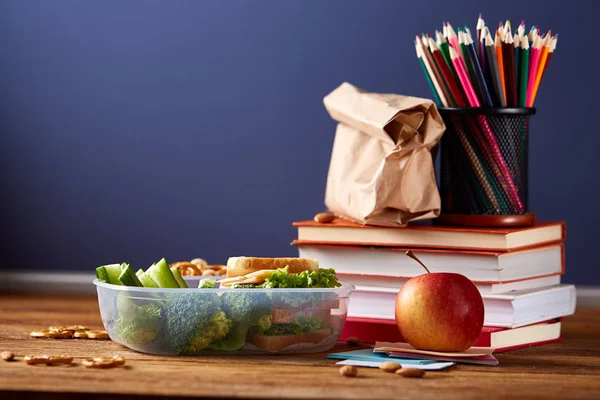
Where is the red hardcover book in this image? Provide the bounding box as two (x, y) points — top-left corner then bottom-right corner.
(293, 219), (566, 252)
(340, 317), (563, 353)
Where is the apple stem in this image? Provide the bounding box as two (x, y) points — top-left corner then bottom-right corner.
(405, 250), (431, 274)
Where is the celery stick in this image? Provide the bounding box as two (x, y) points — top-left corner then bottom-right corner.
(170, 267), (188, 288)
(95, 266), (109, 283)
(147, 258), (179, 288)
(118, 263), (143, 287)
(101, 263), (123, 285)
(139, 272), (159, 288)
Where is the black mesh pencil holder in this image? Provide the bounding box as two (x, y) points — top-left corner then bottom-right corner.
(438, 107), (536, 227)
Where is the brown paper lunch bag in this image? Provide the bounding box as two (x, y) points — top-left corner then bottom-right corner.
(323, 82), (446, 227)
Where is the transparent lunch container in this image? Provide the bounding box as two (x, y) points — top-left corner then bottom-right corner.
(94, 280), (353, 355)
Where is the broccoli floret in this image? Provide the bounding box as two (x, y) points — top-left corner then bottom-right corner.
(166, 293), (232, 354)
(208, 320), (251, 351)
(183, 310), (231, 352)
(221, 291), (270, 322)
(249, 313), (272, 334)
(116, 303), (162, 345)
(209, 291), (272, 351)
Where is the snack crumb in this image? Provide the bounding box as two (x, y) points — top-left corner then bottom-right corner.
(339, 365), (358, 377)
(1, 351), (15, 361)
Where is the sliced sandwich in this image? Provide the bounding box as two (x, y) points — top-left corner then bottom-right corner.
(217, 257), (343, 352)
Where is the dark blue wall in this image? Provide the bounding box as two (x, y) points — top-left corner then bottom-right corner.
(1, 1), (598, 284)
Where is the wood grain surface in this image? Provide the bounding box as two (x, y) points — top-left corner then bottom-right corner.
(0, 293), (599, 400)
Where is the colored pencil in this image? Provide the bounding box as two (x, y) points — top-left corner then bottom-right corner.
(458, 29), (481, 97)
(419, 36), (453, 106)
(526, 35), (543, 107)
(528, 25), (538, 42)
(464, 30), (494, 107)
(518, 21), (526, 38)
(514, 33), (521, 101)
(484, 31), (505, 107)
(502, 26), (518, 106)
(476, 14), (485, 54)
(429, 37), (467, 106)
(530, 32), (552, 106)
(416, 40), (443, 106)
(446, 23), (460, 54)
(519, 36), (530, 107)
(479, 26), (488, 79)
(495, 29), (507, 105)
(436, 30), (457, 81)
(450, 46), (479, 106)
(423, 35), (457, 105)
(540, 34), (558, 82)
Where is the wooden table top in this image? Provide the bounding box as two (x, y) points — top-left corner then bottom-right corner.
(0, 293), (599, 400)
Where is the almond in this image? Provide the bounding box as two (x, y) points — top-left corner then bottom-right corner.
(339, 365), (358, 377)
(314, 212), (336, 223)
(396, 368), (425, 378)
(379, 362), (402, 372)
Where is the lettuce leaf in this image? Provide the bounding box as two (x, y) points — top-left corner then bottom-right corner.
(261, 266), (341, 289)
(199, 279), (216, 289)
(261, 317), (330, 336)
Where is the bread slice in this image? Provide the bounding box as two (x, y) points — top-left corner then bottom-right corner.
(247, 329), (331, 352)
(226, 257), (319, 278)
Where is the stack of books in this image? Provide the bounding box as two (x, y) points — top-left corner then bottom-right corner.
(292, 218), (576, 352)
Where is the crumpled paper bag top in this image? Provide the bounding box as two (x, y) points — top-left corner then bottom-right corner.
(323, 82), (445, 227)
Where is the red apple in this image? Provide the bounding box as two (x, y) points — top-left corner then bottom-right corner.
(395, 251), (484, 352)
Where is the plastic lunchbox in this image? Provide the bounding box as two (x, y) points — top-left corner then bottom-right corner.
(94, 279), (353, 355)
